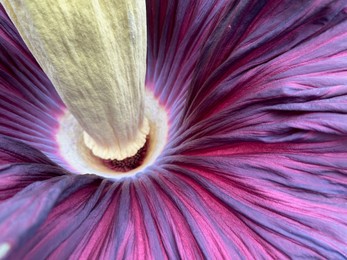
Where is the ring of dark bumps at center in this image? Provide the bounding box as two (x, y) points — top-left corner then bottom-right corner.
(103, 138), (149, 172)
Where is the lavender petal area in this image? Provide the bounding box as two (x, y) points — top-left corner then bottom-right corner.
(0, 6), (65, 165)
(1, 1), (347, 259)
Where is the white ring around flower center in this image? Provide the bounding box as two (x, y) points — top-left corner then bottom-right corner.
(56, 90), (168, 180)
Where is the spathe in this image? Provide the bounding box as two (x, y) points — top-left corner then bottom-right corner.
(0, 1), (347, 258)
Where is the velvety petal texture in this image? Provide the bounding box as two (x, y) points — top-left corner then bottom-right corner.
(1, 1), (347, 259)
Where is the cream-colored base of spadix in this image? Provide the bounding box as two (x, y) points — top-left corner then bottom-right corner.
(83, 118), (150, 160)
(56, 90), (168, 180)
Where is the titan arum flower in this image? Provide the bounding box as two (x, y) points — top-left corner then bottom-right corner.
(0, 0), (347, 259)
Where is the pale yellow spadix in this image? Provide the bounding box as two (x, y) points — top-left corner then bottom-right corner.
(2, 0), (149, 160)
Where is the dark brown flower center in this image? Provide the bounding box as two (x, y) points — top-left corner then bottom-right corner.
(103, 138), (149, 172)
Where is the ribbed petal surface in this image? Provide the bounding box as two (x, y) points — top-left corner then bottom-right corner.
(0, 1), (347, 259)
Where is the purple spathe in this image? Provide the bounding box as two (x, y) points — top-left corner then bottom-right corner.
(1, 1), (347, 259)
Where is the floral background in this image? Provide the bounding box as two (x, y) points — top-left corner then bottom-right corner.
(0, 1), (347, 259)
